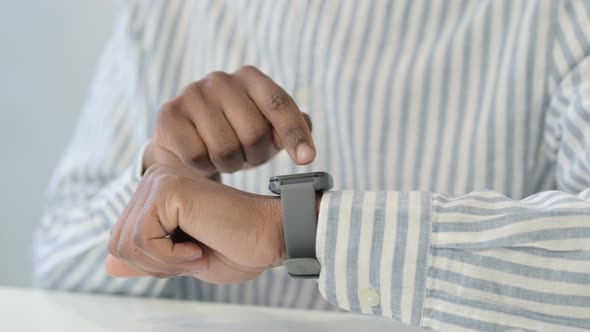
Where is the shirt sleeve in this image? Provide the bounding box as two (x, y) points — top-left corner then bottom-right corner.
(32, 4), (172, 297)
(316, 3), (590, 331)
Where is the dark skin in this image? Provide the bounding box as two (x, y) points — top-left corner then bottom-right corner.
(144, 65), (314, 175)
(107, 66), (319, 283)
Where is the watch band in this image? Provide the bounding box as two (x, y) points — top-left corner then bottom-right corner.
(280, 182), (321, 278)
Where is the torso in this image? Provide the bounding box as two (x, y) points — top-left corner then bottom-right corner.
(128, 0), (560, 305)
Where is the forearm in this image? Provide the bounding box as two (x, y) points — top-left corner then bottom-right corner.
(35, 152), (158, 294)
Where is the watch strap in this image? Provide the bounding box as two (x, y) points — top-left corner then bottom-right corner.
(280, 182), (320, 278)
(283, 258), (321, 279)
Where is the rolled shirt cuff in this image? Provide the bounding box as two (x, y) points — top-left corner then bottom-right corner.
(316, 190), (432, 326)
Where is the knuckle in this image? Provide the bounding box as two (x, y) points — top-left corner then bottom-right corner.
(201, 71), (231, 88)
(167, 191), (184, 214)
(180, 148), (208, 165)
(235, 65), (259, 76)
(154, 102), (181, 145)
(242, 128), (270, 150)
(187, 155), (216, 173)
(157, 99), (182, 123)
(265, 92), (293, 113)
(185, 81), (202, 92)
(211, 142), (241, 163)
(179, 81), (206, 101)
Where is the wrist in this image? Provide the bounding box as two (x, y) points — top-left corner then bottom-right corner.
(143, 141), (222, 181)
(258, 196), (287, 267)
(260, 192), (323, 268)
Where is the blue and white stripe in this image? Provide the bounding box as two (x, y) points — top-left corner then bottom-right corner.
(34, 0), (590, 330)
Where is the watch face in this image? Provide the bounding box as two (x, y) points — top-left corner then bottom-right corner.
(269, 172), (333, 194)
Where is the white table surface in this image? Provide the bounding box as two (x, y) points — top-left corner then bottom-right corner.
(0, 287), (422, 332)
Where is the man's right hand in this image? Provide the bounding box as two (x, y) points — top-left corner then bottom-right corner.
(143, 65), (315, 177)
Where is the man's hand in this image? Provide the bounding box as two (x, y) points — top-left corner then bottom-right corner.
(144, 65), (315, 177)
(107, 164), (286, 284)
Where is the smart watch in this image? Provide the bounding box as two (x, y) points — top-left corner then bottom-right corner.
(269, 171), (333, 278)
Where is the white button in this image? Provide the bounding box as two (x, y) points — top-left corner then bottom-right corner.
(359, 288), (380, 307)
(295, 86), (311, 105)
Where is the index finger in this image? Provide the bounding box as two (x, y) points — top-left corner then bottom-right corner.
(233, 66), (316, 165)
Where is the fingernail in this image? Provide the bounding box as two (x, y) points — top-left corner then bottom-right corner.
(296, 143), (315, 164)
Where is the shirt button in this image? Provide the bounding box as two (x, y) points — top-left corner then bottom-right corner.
(295, 86), (311, 105)
(359, 288), (380, 307)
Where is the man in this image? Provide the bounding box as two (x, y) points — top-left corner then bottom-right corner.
(35, 1), (590, 330)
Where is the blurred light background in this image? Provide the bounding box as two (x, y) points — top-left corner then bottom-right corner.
(0, 1), (118, 287)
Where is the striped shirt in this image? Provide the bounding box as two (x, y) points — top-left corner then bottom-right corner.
(34, 0), (590, 330)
